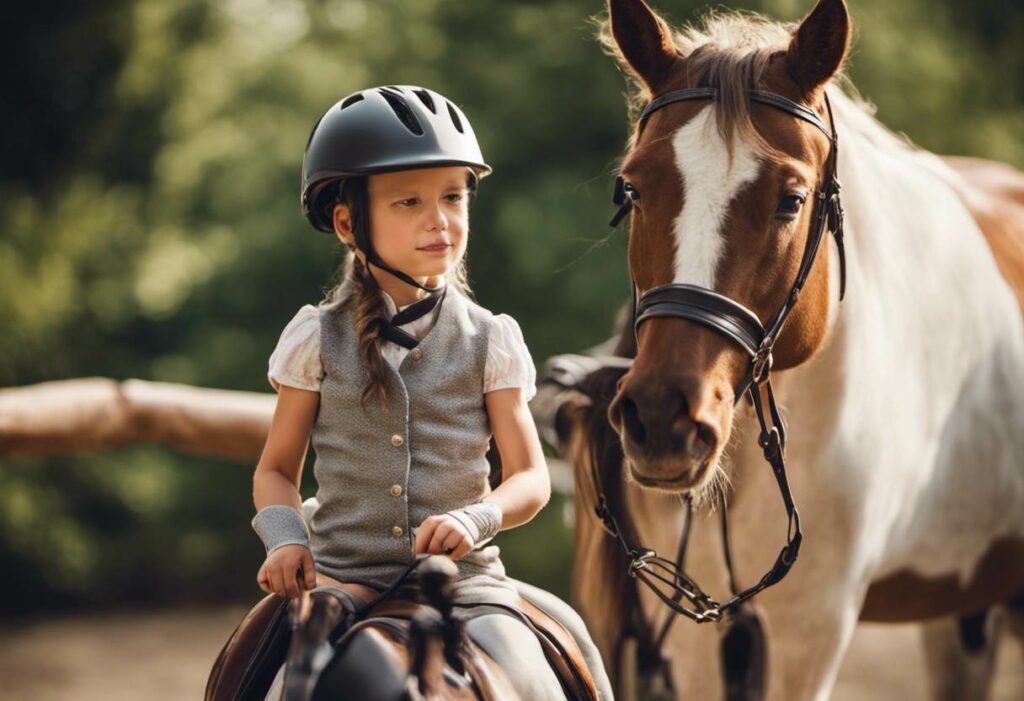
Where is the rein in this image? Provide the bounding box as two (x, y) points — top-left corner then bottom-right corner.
(597, 87), (848, 625)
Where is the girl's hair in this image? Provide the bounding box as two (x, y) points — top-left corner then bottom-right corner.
(321, 175), (475, 407)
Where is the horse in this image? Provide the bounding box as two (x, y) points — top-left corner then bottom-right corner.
(541, 0), (1024, 698)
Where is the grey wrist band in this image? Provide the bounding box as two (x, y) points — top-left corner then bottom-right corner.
(449, 502), (503, 546)
(252, 505), (310, 555)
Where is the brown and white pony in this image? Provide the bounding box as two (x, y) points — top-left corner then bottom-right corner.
(548, 0), (1024, 698)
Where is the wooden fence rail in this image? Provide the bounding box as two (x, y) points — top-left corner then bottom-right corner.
(0, 378), (573, 492)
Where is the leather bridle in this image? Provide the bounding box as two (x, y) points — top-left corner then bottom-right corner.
(597, 87), (848, 624)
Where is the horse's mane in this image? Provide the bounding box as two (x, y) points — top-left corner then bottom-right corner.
(596, 9), (920, 159)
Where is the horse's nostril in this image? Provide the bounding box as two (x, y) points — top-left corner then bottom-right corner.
(690, 420), (717, 458)
(619, 397), (647, 446)
(672, 411), (717, 460)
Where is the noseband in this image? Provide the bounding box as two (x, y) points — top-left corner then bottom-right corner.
(596, 88), (848, 625)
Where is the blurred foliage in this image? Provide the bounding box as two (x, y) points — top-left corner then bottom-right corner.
(1, 0), (1021, 615)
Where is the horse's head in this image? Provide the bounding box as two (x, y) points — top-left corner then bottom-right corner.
(604, 0), (850, 493)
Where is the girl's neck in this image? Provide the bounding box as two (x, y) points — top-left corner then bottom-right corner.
(372, 265), (439, 309)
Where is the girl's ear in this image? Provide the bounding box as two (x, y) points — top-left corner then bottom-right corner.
(332, 203), (356, 249)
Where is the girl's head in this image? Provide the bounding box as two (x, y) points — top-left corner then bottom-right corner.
(301, 86), (490, 404)
(331, 166), (477, 290)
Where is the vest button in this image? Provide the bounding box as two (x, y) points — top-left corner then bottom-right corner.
(389, 484), (403, 497)
(390, 434), (404, 447)
(410, 348), (423, 361)
(392, 526), (404, 538)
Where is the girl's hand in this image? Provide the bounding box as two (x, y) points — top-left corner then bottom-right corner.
(257, 544), (317, 599)
(414, 514), (475, 560)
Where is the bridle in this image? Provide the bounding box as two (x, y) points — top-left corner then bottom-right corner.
(596, 87), (848, 626)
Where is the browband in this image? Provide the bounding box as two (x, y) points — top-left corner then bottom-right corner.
(638, 87), (833, 139)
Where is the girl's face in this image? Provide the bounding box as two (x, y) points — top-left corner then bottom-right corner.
(334, 166), (472, 285)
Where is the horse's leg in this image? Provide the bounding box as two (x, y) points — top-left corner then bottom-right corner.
(661, 597), (850, 701)
(1002, 599), (1024, 692)
(756, 593), (862, 701)
(663, 615), (725, 699)
(919, 609), (1004, 701)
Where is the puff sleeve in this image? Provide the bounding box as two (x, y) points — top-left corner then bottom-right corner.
(483, 314), (537, 401)
(267, 305), (324, 392)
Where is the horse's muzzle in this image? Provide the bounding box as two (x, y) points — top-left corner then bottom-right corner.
(608, 375), (723, 489)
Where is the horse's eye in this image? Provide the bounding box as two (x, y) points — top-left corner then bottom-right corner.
(614, 182), (638, 200)
(775, 193), (805, 219)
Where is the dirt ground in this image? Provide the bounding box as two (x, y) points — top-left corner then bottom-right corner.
(0, 605), (1020, 700)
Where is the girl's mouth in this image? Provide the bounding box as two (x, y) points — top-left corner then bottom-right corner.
(417, 242), (452, 255)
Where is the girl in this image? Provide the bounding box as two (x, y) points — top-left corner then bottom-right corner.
(250, 85), (610, 700)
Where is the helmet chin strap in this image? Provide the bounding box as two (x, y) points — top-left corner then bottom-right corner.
(364, 251), (445, 294)
(347, 178), (445, 294)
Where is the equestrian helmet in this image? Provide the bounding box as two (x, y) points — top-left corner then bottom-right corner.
(301, 85), (492, 233)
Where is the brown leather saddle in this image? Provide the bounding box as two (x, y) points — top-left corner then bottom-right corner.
(207, 562), (598, 701)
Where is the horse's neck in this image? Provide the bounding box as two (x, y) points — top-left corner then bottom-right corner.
(832, 90), (1017, 381)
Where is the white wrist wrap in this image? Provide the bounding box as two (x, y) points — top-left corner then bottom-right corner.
(449, 502), (503, 546)
(252, 505), (310, 555)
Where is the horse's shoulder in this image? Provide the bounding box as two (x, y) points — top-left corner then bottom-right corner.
(942, 156), (1024, 312)
(943, 156), (1024, 208)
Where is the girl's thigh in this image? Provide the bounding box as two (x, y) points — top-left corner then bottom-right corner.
(510, 579), (613, 701)
(464, 613), (566, 701)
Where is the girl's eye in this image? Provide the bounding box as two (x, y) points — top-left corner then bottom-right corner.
(397, 198), (418, 207)
(444, 193), (464, 203)
(775, 193), (806, 219)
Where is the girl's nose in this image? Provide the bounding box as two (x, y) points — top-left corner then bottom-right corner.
(426, 205), (448, 232)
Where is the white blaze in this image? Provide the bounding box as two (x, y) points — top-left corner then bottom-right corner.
(671, 107), (761, 288)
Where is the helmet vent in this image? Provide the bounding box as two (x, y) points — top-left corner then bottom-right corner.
(340, 93), (364, 110)
(446, 102), (464, 134)
(413, 89), (436, 113)
(379, 90), (424, 136)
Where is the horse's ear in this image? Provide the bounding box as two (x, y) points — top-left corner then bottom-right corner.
(608, 0), (679, 93)
(785, 0), (851, 96)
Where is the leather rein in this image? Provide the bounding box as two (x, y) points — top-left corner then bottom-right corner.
(597, 87), (848, 625)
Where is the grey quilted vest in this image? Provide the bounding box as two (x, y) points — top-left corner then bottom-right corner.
(310, 289), (505, 590)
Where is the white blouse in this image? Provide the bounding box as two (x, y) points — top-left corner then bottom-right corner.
(268, 292), (537, 400)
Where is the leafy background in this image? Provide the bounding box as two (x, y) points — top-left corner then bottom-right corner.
(2, 0), (1021, 615)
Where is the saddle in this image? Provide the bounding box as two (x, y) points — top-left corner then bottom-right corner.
(206, 564), (598, 701)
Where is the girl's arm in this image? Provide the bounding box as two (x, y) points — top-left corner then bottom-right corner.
(483, 386), (551, 527)
(416, 386), (550, 558)
(252, 385), (320, 598)
(253, 385), (319, 508)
